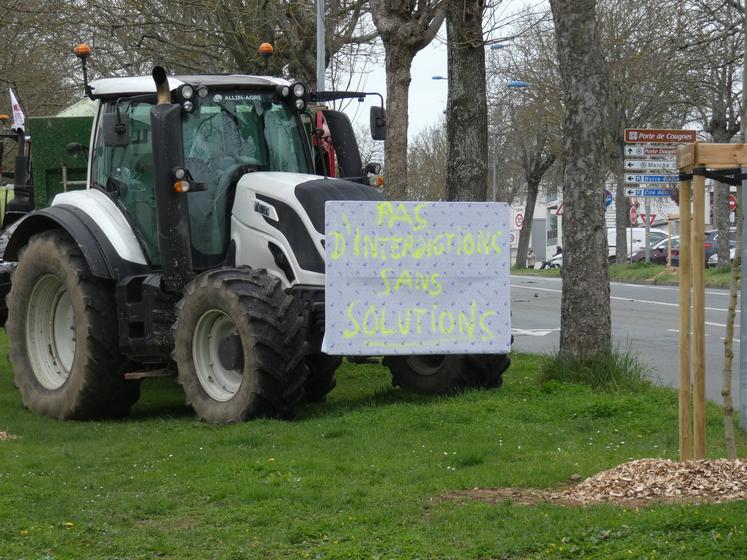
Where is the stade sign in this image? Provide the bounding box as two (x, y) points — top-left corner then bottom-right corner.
(322, 201), (511, 355)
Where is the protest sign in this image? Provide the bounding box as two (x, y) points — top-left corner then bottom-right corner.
(322, 201), (511, 355)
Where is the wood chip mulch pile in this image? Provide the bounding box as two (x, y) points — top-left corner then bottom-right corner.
(0, 431), (17, 441)
(443, 458), (747, 507)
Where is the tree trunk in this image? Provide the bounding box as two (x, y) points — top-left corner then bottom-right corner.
(550, 0), (611, 357)
(613, 138), (629, 263)
(445, 0), (488, 202)
(515, 179), (540, 268)
(722, 195), (740, 459)
(383, 46), (413, 200)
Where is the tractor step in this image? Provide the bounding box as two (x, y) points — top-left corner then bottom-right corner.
(124, 368), (174, 381)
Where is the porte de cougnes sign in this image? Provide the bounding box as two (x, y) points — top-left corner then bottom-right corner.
(322, 201), (511, 355)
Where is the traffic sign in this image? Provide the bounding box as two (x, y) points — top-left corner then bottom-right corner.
(629, 206), (638, 225)
(625, 187), (677, 197)
(624, 128), (697, 143)
(730, 194), (737, 211)
(604, 190), (613, 209)
(624, 159), (677, 171)
(624, 145), (678, 157)
(625, 174), (678, 184)
(515, 213), (524, 229)
(638, 213), (657, 226)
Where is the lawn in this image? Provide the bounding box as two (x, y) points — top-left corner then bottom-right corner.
(513, 262), (734, 288)
(1, 342), (746, 559)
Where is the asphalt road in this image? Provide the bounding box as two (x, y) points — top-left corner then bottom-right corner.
(511, 274), (742, 405)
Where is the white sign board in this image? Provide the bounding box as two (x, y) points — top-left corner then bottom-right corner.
(322, 201), (511, 355)
(624, 159), (677, 171)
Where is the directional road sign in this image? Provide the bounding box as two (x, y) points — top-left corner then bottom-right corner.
(624, 129), (697, 143)
(625, 174), (678, 184)
(624, 145), (678, 157)
(625, 187), (677, 197)
(624, 159), (677, 171)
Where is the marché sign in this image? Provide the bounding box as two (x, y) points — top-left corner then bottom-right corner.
(322, 201), (511, 355)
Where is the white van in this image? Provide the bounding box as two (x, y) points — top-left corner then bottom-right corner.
(607, 227), (669, 261)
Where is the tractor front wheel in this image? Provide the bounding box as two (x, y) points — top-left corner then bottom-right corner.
(174, 268), (309, 423)
(383, 354), (509, 395)
(7, 230), (140, 419)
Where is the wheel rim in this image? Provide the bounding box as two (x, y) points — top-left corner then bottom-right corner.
(406, 355), (447, 376)
(26, 274), (76, 390)
(192, 310), (244, 402)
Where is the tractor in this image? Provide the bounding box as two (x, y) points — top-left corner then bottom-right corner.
(2, 66), (509, 423)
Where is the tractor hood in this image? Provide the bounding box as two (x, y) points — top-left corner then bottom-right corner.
(230, 172), (383, 287)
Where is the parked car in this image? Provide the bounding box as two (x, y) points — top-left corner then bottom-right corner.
(628, 236), (679, 264)
(672, 229), (735, 267)
(608, 227), (668, 262)
(707, 247), (736, 267)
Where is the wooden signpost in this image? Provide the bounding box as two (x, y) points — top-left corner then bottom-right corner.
(676, 141), (747, 461)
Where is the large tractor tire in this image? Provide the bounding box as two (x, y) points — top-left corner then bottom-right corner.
(303, 353), (341, 402)
(6, 230), (140, 419)
(173, 268), (310, 423)
(383, 354), (510, 395)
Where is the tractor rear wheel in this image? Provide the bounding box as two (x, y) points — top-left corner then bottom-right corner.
(173, 268), (309, 423)
(7, 230), (140, 419)
(383, 354), (509, 395)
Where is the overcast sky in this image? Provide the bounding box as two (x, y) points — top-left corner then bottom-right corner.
(347, 1), (542, 140)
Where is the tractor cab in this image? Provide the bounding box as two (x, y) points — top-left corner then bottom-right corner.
(88, 74), (384, 271)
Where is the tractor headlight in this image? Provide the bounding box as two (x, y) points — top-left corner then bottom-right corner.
(295, 98), (306, 111)
(197, 86), (208, 98)
(180, 84), (194, 100)
(183, 100), (194, 112)
(292, 83), (305, 98)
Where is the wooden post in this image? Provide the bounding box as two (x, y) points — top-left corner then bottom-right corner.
(679, 177), (693, 462)
(692, 170), (707, 459)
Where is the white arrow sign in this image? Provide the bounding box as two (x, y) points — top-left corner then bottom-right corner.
(625, 159), (677, 171)
(625, 174), (678, 184)
(624, 145), (678, 157)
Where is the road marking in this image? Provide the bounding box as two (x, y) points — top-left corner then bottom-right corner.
(511, 283), (738, 313)
(667, 328), (739, 343)
(512, 328), (560, 337)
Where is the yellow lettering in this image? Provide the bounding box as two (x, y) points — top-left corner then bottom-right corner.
(329, 231), (346, 260)
(479, 310), (497, 341)
(397, 310), (411, 335)
(380, 308), (395, 335)
(413, 308), (428, 334)
(463, 233), (475, 255)
(376, 202), (394, 226)
(428, 272), (444, 297)
(457, 301), (477, 338)
(343, 301), (360, 338)
(394, 270), (412, 293)
(413, 203), (430, 230)
(491, 232), (503, 253)
(378, 268), (394, 295)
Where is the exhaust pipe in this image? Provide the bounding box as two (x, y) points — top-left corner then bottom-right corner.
(150, 66), (194, 293)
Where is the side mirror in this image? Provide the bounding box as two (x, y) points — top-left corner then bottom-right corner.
(66, 142), (89, 162)
(365, 161), (382, 175)
(370, 106), (386, 140)
(102, 111), (130, 147)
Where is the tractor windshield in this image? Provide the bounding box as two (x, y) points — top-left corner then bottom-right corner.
(91, 91), (310, 266)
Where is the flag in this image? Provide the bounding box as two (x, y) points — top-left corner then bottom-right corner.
(9, 88), (24, 132)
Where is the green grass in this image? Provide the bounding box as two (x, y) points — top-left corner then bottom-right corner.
(1, 343), (746, 558)
(514, 262), (734, 288)
(540, 347), (652, 393)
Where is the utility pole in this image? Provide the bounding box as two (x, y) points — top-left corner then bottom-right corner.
(739, 0), (747, 431)
(316, 0), (326, 91)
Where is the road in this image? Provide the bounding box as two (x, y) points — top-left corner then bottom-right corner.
(511, 274), (741, 405)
